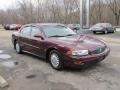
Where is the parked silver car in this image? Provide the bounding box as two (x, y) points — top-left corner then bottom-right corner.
(90, 23), (116, 34)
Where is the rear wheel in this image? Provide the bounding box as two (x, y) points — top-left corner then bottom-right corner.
(15, 42), (22, 54)
(104, 30), (108, 34)
(113, 30), (116, 33)
(49, 50), (63, 70)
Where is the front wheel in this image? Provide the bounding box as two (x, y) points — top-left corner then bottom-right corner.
(49, 50), (63, 70)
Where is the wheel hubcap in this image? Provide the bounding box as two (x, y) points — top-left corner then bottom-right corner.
(50, 53), (59, 68)
(16, 43), (20, 52)
(105, 30), (107, 34)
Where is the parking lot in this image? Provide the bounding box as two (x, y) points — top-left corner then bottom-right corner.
(0, 29), (120, 90)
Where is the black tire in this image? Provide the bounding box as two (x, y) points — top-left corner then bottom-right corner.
(14, 41), (22, 54)
(93, 31), (96, 34)
(112, 30), (116, 33)
(49, 50), (63, 70)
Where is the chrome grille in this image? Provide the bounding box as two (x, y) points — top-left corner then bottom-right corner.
(91, 46), (106, 54)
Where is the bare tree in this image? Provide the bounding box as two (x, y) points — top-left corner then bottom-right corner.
(0, 0), (120, 26)
(90, 0), (105, 25)
(106, 0), (120, 25)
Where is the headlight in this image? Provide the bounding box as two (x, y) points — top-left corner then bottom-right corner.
(72, 50), (89, 56)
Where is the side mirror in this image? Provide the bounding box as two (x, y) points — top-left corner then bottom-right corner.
(34, 34), (44, 40)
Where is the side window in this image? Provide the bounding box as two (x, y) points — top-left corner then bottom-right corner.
(21, 27), (31, 36)
(31, 27), (42, 37)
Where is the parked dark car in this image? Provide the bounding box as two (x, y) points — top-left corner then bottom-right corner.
(90, 23), (116, 34)
(68, 24), (80, 31)
(12, 23), (110, 70)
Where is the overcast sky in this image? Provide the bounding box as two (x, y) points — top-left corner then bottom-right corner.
(0, 0), (46, 10)
(0, 0), (15, 10)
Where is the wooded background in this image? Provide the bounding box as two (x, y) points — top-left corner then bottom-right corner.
(0, 0), (120, 26)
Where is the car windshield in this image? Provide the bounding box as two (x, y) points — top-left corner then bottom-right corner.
(94, 23), (112, 27)
(43, 25), (76, 37)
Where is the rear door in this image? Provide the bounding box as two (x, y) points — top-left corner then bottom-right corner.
(19, 26), (32, 51)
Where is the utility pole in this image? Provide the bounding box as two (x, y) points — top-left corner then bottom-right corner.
(86, 0), (90, 28)
(79, 0), (90, 29)
(80, 0), (83, 29)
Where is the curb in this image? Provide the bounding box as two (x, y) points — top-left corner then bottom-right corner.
(0, 75), (8, 88)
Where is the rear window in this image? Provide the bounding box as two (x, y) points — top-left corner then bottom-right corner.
(94, 23), (112, 27)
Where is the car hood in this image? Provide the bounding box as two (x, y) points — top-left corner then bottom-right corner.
(49, 35), (106, 51)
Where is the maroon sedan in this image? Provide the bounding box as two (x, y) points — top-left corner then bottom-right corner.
(12, 23), (110, 70)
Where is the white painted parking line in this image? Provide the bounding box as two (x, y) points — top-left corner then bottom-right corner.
(0, 54), (11, 59)
(0, 75), (8, 88)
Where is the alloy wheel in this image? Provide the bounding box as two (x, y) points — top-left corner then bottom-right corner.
(50, 53), (60, 68)
(15, 43), (21, 53)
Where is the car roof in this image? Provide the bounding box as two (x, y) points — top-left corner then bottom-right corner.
(95, 23), (111, 25)
(24, 23), (65, 27)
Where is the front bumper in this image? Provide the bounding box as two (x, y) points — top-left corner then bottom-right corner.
(63, 48), (110, 68)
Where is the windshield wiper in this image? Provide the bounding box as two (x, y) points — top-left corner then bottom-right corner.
(65, 34), (75, 36)
(49, 35), (65, 37)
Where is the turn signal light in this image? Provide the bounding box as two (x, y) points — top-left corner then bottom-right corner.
(66, 50), (72, 56)
(74, 61), (84, 65)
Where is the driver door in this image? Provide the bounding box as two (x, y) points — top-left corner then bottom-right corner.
(29, 26), (44, 57)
